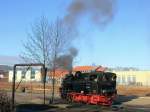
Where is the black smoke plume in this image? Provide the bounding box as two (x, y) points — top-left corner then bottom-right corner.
(56, 47), (78, 71)
(64, 0), (116, 28)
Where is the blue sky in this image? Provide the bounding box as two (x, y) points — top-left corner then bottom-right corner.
(0, 0), (150, 69)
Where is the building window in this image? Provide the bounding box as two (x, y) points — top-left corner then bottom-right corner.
(117, 77), (121, 84)
(31, 69), (35, 79)
(122, 76), (126, 84)
(0, 74), (4, 79)
(21, 71), (26, 79)
(127, 76), (131, 84)
(132, 76), (136, 83)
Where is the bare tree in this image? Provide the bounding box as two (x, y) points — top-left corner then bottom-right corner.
(21, 17), (52, 67)
(21, 16), (75, 103)
(50, 19), (71, 103)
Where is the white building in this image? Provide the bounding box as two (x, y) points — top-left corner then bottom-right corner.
(9, 69), (42, 82)
(113, 70), (150, 86)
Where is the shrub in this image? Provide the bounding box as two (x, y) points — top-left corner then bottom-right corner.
(0, 91), (13, 112)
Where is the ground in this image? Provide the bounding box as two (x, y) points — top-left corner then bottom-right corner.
(14, 94), (150, 112)
(11, 92), (150, 112)
(1, 83), (150, 112)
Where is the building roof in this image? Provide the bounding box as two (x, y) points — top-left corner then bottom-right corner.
(47, 69), (69, 78)
(73, 66), (106, 72)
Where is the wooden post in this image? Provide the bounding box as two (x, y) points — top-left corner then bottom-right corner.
(12, 65), (16, 111)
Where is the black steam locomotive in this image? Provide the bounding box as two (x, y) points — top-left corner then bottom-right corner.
(60, 71), (117, 105)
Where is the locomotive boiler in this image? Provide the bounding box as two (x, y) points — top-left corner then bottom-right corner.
(60, 71), (117, 106)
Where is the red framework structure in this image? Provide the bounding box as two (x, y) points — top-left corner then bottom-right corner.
(67, 92), (116, 106)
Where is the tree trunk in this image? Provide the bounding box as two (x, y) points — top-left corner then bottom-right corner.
(51, 68), (55, 103)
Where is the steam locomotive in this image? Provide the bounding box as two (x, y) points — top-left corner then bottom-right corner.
(60, 71), (117, 106)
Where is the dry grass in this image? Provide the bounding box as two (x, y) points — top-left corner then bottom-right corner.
(117, 85), (150, 96)
(0, 90), (13, 112)
(0, 82), (60, 93)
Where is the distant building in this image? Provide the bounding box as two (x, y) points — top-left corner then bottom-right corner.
(113, 70), (150, 86)
(8, 68), (69, 85)
(47, 69), (69, 85)
(9, 69), (42, 82)
(0, 70), (8, 82)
